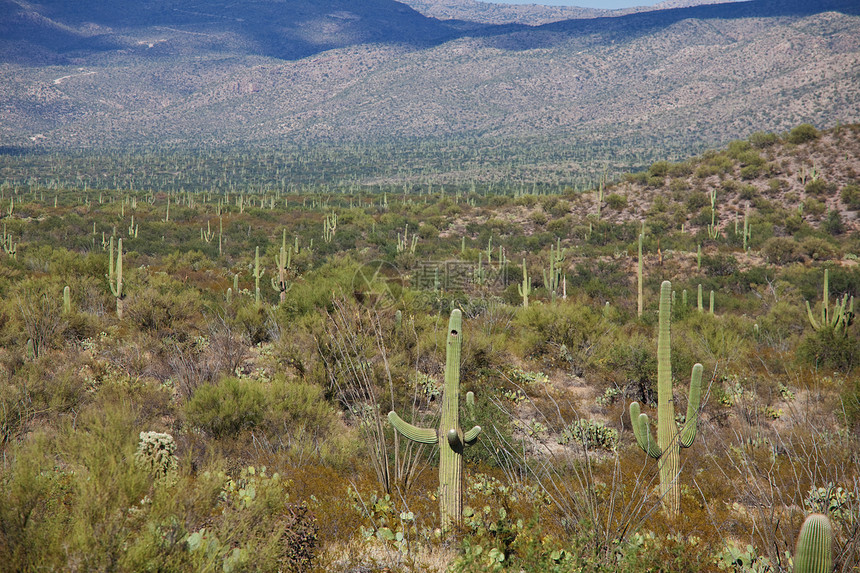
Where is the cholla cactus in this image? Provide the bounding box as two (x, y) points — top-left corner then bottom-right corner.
(135, 431), (177, 479)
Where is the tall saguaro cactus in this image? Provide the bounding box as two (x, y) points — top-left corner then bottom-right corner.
(794, 513), (832, 573)
(270, 230), (292, 304)
(629, 280), (703, 518)
(253, 246), (264, 306)
(388, 309), (481, 530)
(806, 268), (854, 334)
(107, 236), (124, 319)
(518, 259), (531, 309)
(637, 232), (644, 317)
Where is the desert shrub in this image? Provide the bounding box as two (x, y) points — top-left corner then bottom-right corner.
(803, 197), (826, 217)
(185, 376), (266, 437)
(797, 327), (859, 371)
(841, 375), (860, 432)
(514, 297), (601, 361)
(126, 285), (204, 338)
(749, 131), (779, 148)
(6, 278), (67, 357)
(685, 191), (709, 211)
(668, 161), (693, 177)
(740, 164), (760, 180)
(542, 196), (570, 218)
(800, 236), (840, 261)
(805, 178), (828, 195)
(700, 253), (737, 277)
(648, 161), (671, 179)
(603, 330), (657, 403)
(625, 171), (648, 185)
(736, 150), (765, 168)
(787, 123), (820, 144)
(841, 183), (860, 210)
(529, 210), (548, 227)
(823, 210), (845, 235)
(232, 298), (271, 344)
(757, 299), (806, 350)
(605, 193), (627, 210)
(761, 237), (803, 264)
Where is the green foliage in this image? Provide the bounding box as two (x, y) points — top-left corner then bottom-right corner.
(605, 192), (627, 210)
(761, 237), (803, 264)
(798, 327), (859, 371)
(749, 131), (780, 148)
(787, 124), (820, 144)
(840, 183), (860, 210)
(185, 376), (266, 438)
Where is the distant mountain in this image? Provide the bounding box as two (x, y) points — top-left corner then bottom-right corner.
(0, 0), (858, 168)
(397, 0), (745, 25)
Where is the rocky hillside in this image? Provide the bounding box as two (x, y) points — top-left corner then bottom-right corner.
(0, 0), (858, 181)
(398, 0), (744, 25)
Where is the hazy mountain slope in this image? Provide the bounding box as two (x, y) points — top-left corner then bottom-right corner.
(0, 0), (857, 160)
(397, 0), (744, 25)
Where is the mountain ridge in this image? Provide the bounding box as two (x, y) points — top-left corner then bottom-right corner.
(0, 0), (857, 180)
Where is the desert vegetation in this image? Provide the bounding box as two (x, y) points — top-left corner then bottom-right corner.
(0, 125), (858, 572)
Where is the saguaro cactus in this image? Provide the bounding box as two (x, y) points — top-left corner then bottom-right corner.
(543, 238), (565, 303)
(270, 230), (292, 304)
(107, 236), (124, 319)
(638, 232), (644, 317)
(794, 513), (832, 573)
(629, 281), (703, 518)
(253, 246), (264, 306)
(518, 259), (532, 309)
(805, 268), (854, 334)
(388, 309), (481, 530)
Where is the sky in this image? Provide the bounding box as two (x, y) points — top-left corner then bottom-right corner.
(481, 0), (664, 8)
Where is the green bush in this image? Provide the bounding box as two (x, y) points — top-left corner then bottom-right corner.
(185, 376), (266, 437)
(605, 193), (627, 210)
(749, 131), (779, 148)
(761, 237), (803, 264)
(805, 179), (828, 195)
(787, 123), (820, 144)
(798, 327), (859, 371)
(841, 183), (860, 210)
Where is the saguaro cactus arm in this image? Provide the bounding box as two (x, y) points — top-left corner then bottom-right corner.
(629, 402), (661, 459)
(680, 363), (703, 448)
(462, 391), (482, 444)
(387, 412), (437, 444)
(805, 300), (821, 330)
